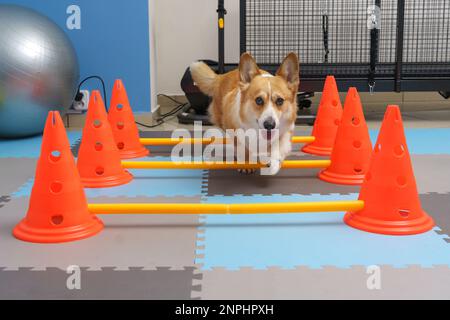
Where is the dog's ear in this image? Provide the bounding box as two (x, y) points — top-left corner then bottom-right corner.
(239, 52), (259, 84)
(276, 52), (299, 92)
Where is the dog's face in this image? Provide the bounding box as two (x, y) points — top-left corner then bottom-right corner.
(238, 52), (299, 140)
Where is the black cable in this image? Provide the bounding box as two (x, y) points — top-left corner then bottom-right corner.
(135, 94), (188, 128)
(74, 77), (186, 129)
(76, 75), (108, 110)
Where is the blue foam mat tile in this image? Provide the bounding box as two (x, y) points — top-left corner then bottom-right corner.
(0, 131), (82, 158)
(369, 128), (450, 155)
(197, 194), (450, 270)
(12, 156), (205, 198)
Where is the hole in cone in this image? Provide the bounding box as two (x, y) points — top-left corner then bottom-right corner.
(51, 215), (64, 226)
(351, 116), (360, 126)
(117, 104), (124, 111)
(399, 209), (410, 218)
(354, 165), (363, 174)
(95, 142), (103, 151)
(93, 119), (102, 128)
(397, 175), (407, 187)
(50, 181), (63, 194)
(117, 142), (125, 150)
(117, 122), (125, 130)
(95, 166), (105, 176)
(334, 119), (340, 126)
(49, 150), (62, 163)
(332, 99), (338, 107)
(394, 144), (405, 157)
(353, 140), (362, 149)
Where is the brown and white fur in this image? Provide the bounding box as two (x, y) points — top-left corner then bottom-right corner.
(190, 52), (299, 175)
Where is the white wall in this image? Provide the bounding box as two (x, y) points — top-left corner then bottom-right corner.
(154, 0), (240, 95)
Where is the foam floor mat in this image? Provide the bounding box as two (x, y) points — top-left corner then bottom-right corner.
(0, 128), (449, 299)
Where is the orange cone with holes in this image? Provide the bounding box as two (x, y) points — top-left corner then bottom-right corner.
(302, 76), (343, 156)
(344, 105), (434, 235)
(319, 87), (372, 185)
(77, 90), (133, 188)
(13, 111), (104, 243)
(108, 79), (149, 159)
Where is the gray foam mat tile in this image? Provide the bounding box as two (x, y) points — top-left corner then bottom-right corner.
(412, 155), (450, 194)
(167, 130), (344, 197)
(420, 193), (450, 241)
(206, 167), (358, 196)
(200, 265), (450, 299)
(0, 158), (37, 195)
(0, 197), (201, 270)
(0, 267), (198, 300)
(204, 149), (450, 197)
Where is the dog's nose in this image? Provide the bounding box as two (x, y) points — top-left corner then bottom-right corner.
(263, 118), (276, 130)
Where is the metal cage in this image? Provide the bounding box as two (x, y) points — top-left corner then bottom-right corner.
(238, 0), (450, 92)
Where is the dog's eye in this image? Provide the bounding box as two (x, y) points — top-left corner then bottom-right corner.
(275, 98), (284, 106)
(255, 97), (264, 106)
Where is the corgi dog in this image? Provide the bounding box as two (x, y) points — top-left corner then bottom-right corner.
(190, 52), (299, 175)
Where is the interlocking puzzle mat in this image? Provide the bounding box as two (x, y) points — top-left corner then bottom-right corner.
(0, 128), (449, 299)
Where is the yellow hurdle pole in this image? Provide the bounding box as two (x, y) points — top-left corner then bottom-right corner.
(121, 159), (331, 170)
(88, 200), (364, 215)
(139, 136), (315, 146)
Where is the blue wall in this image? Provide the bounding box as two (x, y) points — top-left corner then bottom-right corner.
(0, 0), (151, 112)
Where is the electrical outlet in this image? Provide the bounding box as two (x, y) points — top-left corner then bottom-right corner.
(71, 90), (90, 111)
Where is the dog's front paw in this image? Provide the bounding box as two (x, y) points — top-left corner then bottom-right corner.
(238, 168), (257, 175)
(260, 159), (281, 176)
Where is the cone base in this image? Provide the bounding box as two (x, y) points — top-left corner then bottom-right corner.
(318, 169), (365, 185)
(81, 170), (133, 188)
(301, 144), (332, 156)
(13, 216), (104, 243)
(344, 211), (435, 235)
(119, 146), (149, 160)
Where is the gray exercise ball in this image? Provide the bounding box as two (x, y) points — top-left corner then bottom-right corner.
(0, 4), (79, 138)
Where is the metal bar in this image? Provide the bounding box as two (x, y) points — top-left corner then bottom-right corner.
(88, 200), (365, 215)
(394, 0), (406, 92)
(139, 136), (315, 146)
(368, 0), (381, 92)
(239, 0), (246, 54)
(121, 160), (331, 170)
(217, 0), (226, 74)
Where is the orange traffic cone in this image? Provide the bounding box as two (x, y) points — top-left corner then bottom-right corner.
(13, 111), (104, 243)
(77, 90), (133, 188)
(108, 79), (149, 159)
(344, 105), (434, 235)
(318, 87), (372, 185)
(302, 76), (343, 156)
